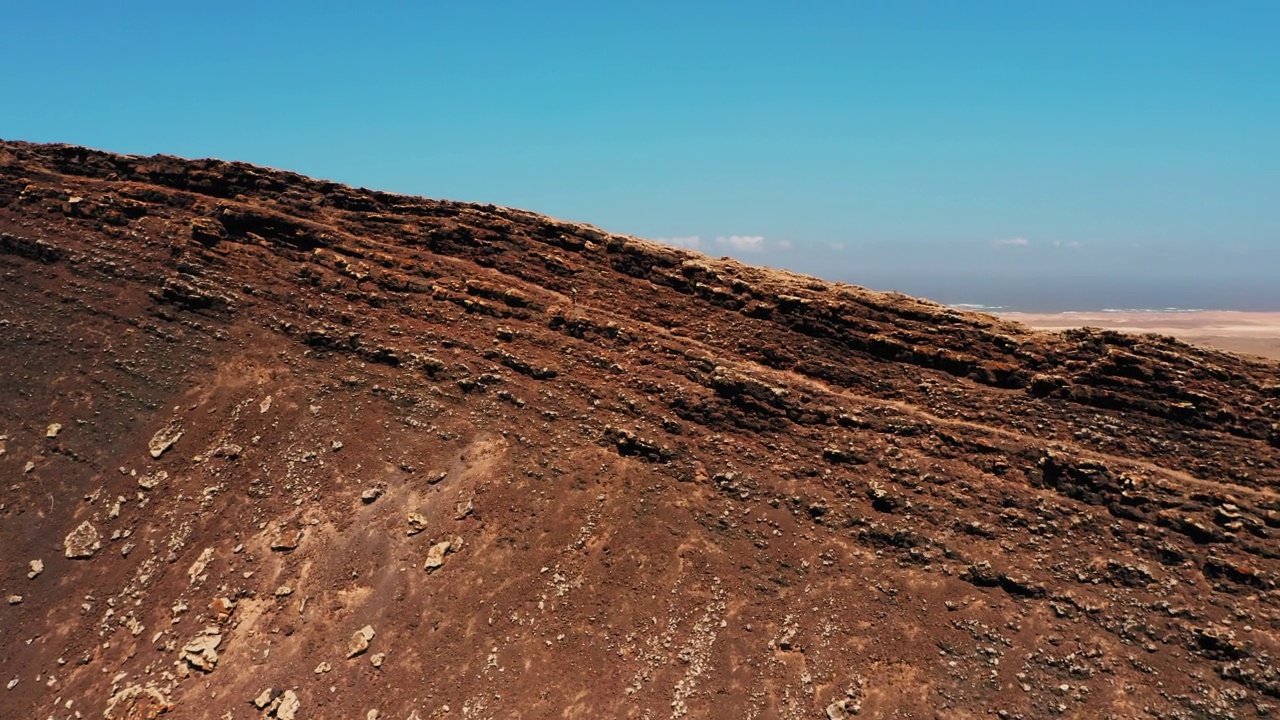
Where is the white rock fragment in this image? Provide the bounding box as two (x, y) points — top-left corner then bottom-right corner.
(407, 513), (428, 536)
(187, 547), (214, 583)
(6, 595), (21, 605)
(64, 521), (101, 559)
(27, 559), (43, 579)
(139, 470), (168, 491)
(347, 625), (376, 658)
(259, 395), (273, 414)
(46, 423), (62, 438)
(424, 540), (452, 571)
(314, 661), (331, 674)
(148, 423), (184, 459)
(180, 627), (223, 672)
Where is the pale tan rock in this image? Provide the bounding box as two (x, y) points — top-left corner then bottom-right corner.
(148, 423), (183, 459)
(275, 690), (301, 720)
(64, 521), (101, 559)
(424, 540), (451, 571)
(104, 684), (172, 720)
(45, 422), (61, 438)
(314, 661), (332, 674)
(6, 595), (21, 605)
(180, 627), (223, 672)
(347, 624), (376, 658)
(187, 547), (214, 583)
(138, 470), (167, 490)
(370, 652), (385, 668)
(407, 513), (428, 536)
(252, 688), (275, 709)
(271, 528), (303, 551)
(27, 559), (42, 579)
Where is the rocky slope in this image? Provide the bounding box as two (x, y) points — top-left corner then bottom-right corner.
(0, 139), (1278, 720)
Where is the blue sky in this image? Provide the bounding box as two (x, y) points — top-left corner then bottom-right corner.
(3, 2), (1277, 309)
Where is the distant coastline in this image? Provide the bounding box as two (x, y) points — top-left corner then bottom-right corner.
(993, 309), (1280, 361)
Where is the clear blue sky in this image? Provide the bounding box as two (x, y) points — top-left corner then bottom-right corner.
(3, 2), (1277, 309)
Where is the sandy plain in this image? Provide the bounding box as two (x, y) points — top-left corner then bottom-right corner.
(1000, 310), (1280, 362)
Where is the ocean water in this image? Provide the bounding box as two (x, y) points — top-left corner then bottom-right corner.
(844, 274), (1280, 314)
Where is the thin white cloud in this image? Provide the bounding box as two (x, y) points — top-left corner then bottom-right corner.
(656, 235), (702, 250)
(716, 235), (765, 253)
(828, 242), (846, 251)
(775, 239), (794, 250)
(993, 237), (1030, 248)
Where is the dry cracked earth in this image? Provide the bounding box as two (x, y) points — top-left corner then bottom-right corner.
(1, 140), (1278, 720)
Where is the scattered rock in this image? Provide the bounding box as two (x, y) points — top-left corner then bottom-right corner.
(424, 540), (452, 572)
(187, 547), (214, 583)
(259, 395), (273, 414)
(104, 684), (173, 719)
(275, 585), (294, 597)
(5, 678), (15, 690)
(6, 595), (21, 605)
(27, 559), (42, 579)
(370, 652), (385, 668)
(347, 624), (376, 658)
(315, 661), (332, 674)
(274, 689), (301, 720)
(64, 521), (101, 559)
(407, 513), (428, 536)
(45, 422), (61, 438)
(271, 528), (304, 551)
(139, 470), (168, 490)
(331, 439), (344, 452)
(180, 627), (223, 672)
(253, 688), (278, 709)
(210, 597), (237, 624)
(361, 487), (383, 503)
(212, 443), (242, 460)
(826, 699), (862, 719)
(148, 423), (184, 459)
(189, 216), (227, 244)
(454, 498), (474, 520)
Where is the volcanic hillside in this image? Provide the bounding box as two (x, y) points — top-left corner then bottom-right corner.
(1, 140), (1279, 720)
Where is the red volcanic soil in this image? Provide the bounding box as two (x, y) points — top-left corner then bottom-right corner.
(0, 140), (1278, 719)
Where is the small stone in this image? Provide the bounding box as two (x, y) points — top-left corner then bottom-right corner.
(407, 513), (428, 536)
(210, 597), (236, 623)
(180, 628), (222, 672)
(259, 396), (273, 414)
(275, 585), (294, 597)
(367, 711), (380, 720)
(139, 470), (168, 491)
(314, 661), (332, 674)
(271, 529), (303, 551)
(64, 521), (102, 559)
(424, 541), (452, 571)
(347, 625), (376, 658)
(252, 688), (275, 709)
(46, 422), (62, 438)
(5, 677), (16, 690)
(361, 487), (383, 504)
(331, 440), (344, 452)
(370, 652), (384, 668)
(23, 461), (34, 474)
(275, 690), (301, 720)
(6, 595), (21, 605)
(27, 559), (43, 579)
(148, 423), (184, 459)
